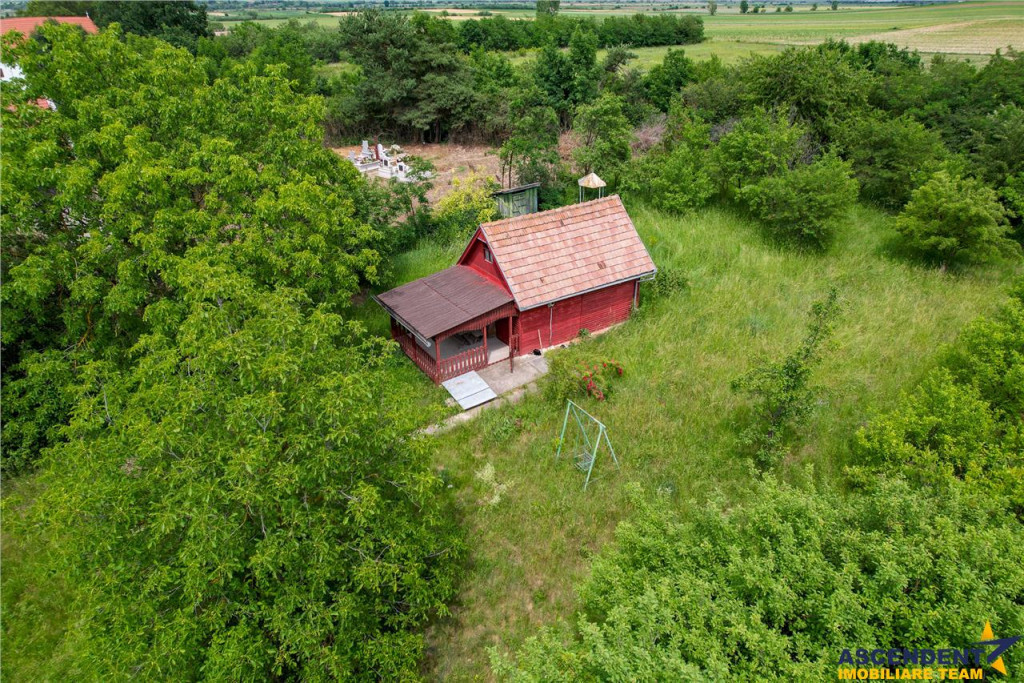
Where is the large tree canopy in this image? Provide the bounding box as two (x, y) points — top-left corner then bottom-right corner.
(1, 24), (383, 469)
(2, 24), (462, 678)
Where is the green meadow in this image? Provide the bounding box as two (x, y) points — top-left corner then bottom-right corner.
(352, 202), (1020, 679)
(3, 198), (1018, 679)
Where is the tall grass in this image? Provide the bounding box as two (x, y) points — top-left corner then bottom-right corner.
(2, 203), (1017, 680)
(420, 202), (1019, 679)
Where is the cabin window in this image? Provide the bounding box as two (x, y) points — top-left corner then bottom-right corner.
(483, 247), (493, 263)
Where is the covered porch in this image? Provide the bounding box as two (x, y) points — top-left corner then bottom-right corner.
(374, 265), (520, 384)
(391, 305), (517, 383)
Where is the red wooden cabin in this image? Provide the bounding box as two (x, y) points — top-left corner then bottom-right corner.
(374, 195), (656, 383)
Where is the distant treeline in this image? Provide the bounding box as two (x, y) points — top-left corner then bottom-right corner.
(454, 13), (704, 51)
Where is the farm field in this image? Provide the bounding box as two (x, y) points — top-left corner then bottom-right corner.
(228, 2), (1023, 64)
(345, 202), (1021, 679)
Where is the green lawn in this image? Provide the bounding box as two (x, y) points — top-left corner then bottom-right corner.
(412, 202), (1020, 679)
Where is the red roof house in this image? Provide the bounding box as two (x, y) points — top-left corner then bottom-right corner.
(0, 16), (99, 36)
(375, 195), (656, 383)
(1, 16), (98, 93)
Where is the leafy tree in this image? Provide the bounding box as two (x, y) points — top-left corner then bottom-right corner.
(572, 92), (632, 179)
(970, 104), (1024, 189)
(741, 45), (872, 140)
(18, 1), (211, 52)
(1003, 173), (1024, 230)
(567, 26), (601, 110)
(621, 108), (714, 213)
(337, 11), (477, 141)
(531, 40), (574, 125)
(680, 60), (746, 123)
(739, 154), (858, 248)
(894, 171), (1020, 266)
(536, 0), (561, 17)
(831, 0), (838, 9)
(643, 48), (696, 112)
(600, 48), (655, 125)
(740, 0), (749, 12)
(92, 1), (211, 52)
(17, 0), (95, 17)
(732, 288), (841, 469)
(707, 0), (718, 16)
(1, 25), (381, 470)
(494, 476), (1024, 679)
(837, 113), (947, 209)
(499, 100), (561, 188)
(712, 108), (805, 193)
(31, 278), (462, 678)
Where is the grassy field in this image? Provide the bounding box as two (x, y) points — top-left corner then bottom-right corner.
(237, 2), (1022, 66)
(398, 202), (1018, 679)
(2, 201), (1019, 679)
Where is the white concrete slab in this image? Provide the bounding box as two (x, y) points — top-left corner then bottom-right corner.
(442, 371), (498, 410)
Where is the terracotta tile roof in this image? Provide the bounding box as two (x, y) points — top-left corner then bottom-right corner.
(480, 195), (656, 310)
(1, 16), (99, 36)
(375, 265), (513, 341)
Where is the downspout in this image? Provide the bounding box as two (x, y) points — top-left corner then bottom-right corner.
(548, 303), (554, 346)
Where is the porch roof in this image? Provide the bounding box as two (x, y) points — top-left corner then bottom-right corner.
(374, 265), (513, 341)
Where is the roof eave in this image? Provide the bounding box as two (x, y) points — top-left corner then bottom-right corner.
(371, 294), (434, 347)
(478, 224), (524, 309)
(516, 268), (658, 311)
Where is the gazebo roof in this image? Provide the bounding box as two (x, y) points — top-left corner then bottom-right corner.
(577, 173), (606, 189)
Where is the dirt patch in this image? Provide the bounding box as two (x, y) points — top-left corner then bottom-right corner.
(332, 142), (502, 204)
(405, 143), (503, 203)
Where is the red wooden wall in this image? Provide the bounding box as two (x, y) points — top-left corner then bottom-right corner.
(460, 234), (510, 291)
(517, 280), (636, 354)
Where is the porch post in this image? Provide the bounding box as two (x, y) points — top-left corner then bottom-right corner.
(483, 325), (488, 364)
(434, 336), (441, 382)
(508, 311), (514, 373)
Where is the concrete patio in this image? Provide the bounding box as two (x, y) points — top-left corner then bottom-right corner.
(427, 353), (549, 432)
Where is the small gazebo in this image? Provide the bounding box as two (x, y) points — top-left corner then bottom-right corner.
(578, 173), (606, 203)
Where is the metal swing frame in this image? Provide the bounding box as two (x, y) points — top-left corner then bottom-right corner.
(555, 400), (619, 491)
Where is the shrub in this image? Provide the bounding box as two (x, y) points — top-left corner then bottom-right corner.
(545, 352), (625, 404)
(855, 369), (1007, 483)
(431, 175), (499, 243)
(894, 171), (1020, 267)
(493, 477), (1024, 679)
(732, 287), (841, 469)
(622, 111), (714, 213)
(712, 108), (806, 194)
(645, 267), (688, 300)
(737, 154), (858, 248)
(855, 283), (1024, 514)
(944, 283), (1024, 420)
(837, 113), (947, 210)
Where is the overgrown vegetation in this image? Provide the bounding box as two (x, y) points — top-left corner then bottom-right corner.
(1, 22), (459, 679)
(3, 5), (1024, 681)
(732, 287), (841, 469)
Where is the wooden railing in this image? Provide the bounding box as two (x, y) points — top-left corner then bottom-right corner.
(437, 344), (488, 382)
(396, 333), (440, 381)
